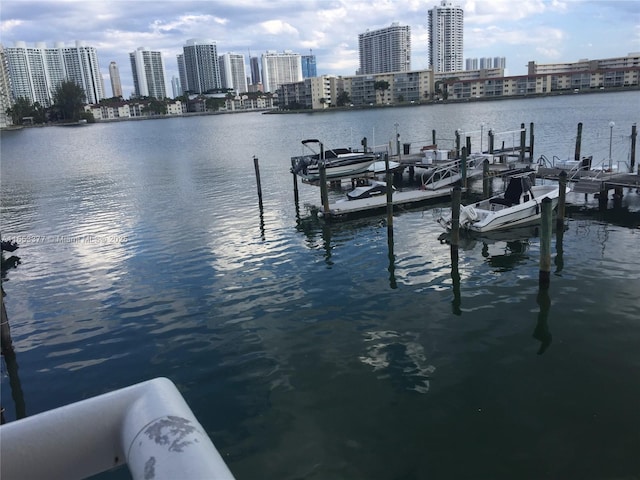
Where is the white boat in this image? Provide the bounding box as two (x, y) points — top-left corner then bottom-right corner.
(437, 174), (570, 233)
(291, 139), (377, 181)
(367, 160), (401, 174)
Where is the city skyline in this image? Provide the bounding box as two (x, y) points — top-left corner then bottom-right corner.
(1, 0), (638, 98)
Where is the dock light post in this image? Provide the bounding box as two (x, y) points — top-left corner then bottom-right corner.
(608, 121), (615, 172)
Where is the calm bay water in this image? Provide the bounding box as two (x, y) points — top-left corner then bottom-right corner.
(1, 91), (640, 479)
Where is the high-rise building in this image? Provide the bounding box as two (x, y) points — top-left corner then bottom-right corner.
(181, 39), (221, 94)
(0, 46), (14, 127)
(479, 57), (492, 69)
(176, 54), (187, 94)
(465, 58), (478, 70)
(171, 76), (182, 98)
(249, 56), (261, 85)
(301, 54), (317, 78)
(358, 23), (411, 75)
(129, 47), (166, 99)
(428, 0), (464, 73)
(4, 40), (105, 106)
(219, 53), (248, 94)
(109, 61), (123, 98)
(261, 51), (303, 93)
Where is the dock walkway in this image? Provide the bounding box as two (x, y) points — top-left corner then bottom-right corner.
(537, 167), (640, 194)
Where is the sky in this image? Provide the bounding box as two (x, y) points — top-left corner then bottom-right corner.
(1, 0), (639, 98)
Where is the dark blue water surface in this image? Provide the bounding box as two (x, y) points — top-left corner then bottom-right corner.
(1, 92), (640, 479)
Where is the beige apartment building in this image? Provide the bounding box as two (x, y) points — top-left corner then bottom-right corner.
(277, 54), (639, 109)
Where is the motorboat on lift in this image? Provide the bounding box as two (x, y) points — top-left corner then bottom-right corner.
(437, 173), (570, 233)
(290, 139), (378, 181)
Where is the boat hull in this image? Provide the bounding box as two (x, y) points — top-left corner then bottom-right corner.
(438, 183), (569, 233)
(305, 158), (376, 180)
(468, 197), (559, 232)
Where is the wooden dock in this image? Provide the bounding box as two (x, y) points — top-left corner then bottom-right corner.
(537, 167), (640, 194)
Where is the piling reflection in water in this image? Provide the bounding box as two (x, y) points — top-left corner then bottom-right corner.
(450, 244), (461, 315)
(1, 289), (26, 423)
(533, 286), (552, 355)
(386, 226), (397, 290)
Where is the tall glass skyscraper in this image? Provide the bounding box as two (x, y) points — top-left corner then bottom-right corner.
(249, 56), (261, 85)
(428, 0), (464, 73)
(301, 54), (317, 78)
(358, 23), (411, 75)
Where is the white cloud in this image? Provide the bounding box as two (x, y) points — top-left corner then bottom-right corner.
(259, 19), (299, 36)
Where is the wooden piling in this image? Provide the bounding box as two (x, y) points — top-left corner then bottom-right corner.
(386, 151), (397, 289)
(630, 123), (637, 174)
(529, 122), (535, 161)
(1, 289), (14, 354)
(613, 187), (623, 209)
(432, 129), (437, 147)
(539, 197), (552, 288)
(455, 130), (461, 159)
(488, 129), (495, 154)
(557, 170), (567, 229)
(460, 146), (467, 189)
(451, 186), (461, 249)
(465, 136), (471, 156)
(450, 185), (462, 312)
(385, 153), (394, 241)
(574, 122), (583, 161)
(482, 158), (490, 198)
(253, 156), (264, 211)
(361, 136), (368, 152)
(291, 160), (299, 206)
(519, 123), (526, 162)
(319, 161), (330, 217)
(451, 242), (461, 315)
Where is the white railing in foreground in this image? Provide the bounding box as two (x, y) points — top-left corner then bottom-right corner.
(0, 377), (235, 480)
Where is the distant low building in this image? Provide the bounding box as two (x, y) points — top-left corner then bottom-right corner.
(276, 53), (639, 109)
(85, 99), (186, 120)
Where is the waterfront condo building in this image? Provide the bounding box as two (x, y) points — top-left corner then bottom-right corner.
(428, 0), (464, 73)
(219, 53), (248, 94)
(129, 47), (167, 99)
(358, 23), (411, 75)
(109, 61), (123, 98)
(261, 51), (303, 93)
(0, 46), (13, 127)
(180, 39), (222, 94)
(4, 40), (105, 106)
